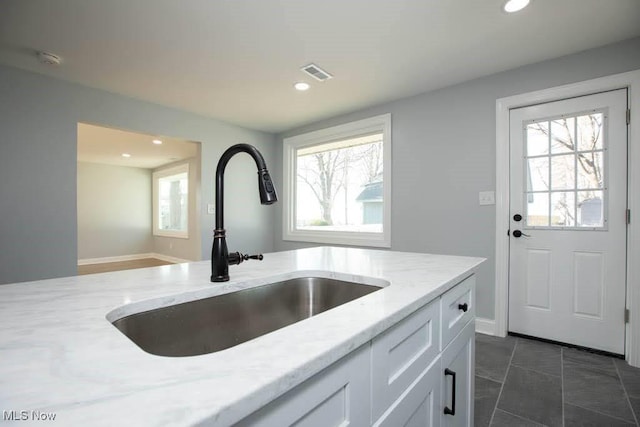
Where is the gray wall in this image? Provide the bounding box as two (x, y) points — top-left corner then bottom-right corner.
(274, 37), (640, 320)
(77, 162), (153, 259)
(0, 64), (276, 285)
(152, 156), (202, 262)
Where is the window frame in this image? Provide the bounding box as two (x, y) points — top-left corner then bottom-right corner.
(152, 163), (190, 239)
(283, 114), (391, 247)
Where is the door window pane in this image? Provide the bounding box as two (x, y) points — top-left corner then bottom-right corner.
(577, 113), (604, 151)
(527, 193), (549, 227)
(526, 122), (549, 156)
(577, 191), (604, 227)
(551, 118), (575, 154)
(576, 151), (604, 189)
(551, 192), (575, 227)
(550, 154), (576, 190)
(527, 157), (549, 191)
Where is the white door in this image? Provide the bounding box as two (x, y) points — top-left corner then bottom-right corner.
(508, 89), (628, 354)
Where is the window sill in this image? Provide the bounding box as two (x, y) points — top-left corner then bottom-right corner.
(154, 230), (189, 239)
(283, 230), (390, 248)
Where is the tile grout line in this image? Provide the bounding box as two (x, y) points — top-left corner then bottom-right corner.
(613, 360), (640, 426)
(487, 337), (518, 426)
(496, 408), (546, 426)
(565, 401), (639, 425)
(561, 347), (565, 427)
(475, 373), (504, 383)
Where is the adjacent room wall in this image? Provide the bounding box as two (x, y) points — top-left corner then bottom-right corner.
(0, 64), (276, 285)
(77, 162), (153, 260)
(274, 37), (640, 321)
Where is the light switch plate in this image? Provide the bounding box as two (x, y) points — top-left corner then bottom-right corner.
(479, 191), (495, 206)
(207, 203), (215, 214)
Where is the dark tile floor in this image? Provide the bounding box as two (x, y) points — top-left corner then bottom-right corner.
(475, 333), (640, 426)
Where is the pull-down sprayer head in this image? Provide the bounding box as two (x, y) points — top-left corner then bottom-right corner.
(258, 169), (278, 205)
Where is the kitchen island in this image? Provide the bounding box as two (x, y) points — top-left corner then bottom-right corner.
(0, 247), (483, 426)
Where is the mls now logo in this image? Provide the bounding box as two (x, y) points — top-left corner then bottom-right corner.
(3, 410), (57, 421)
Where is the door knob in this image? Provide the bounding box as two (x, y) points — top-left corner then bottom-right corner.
(512, 230), (531, 238)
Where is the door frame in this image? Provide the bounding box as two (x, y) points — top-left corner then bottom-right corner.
(495, 69), (640, 365)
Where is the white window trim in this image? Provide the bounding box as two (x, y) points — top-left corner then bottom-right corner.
(152, 163), (189, 239)
(283, 114), (392, 247)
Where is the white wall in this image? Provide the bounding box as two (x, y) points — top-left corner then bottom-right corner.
(274, 37), (640, 320)
(77, 162), (153, 259)
(0, 64), (276, 285)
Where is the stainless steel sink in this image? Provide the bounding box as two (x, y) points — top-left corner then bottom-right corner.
(111, 277), (381, 357)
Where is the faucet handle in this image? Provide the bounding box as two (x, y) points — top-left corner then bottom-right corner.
(227, 252), (264, 266)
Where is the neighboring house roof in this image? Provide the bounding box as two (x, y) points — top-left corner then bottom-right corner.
(356, 181), (383, 202)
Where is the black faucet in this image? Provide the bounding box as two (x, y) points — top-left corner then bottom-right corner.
(211, 144), (278, 282)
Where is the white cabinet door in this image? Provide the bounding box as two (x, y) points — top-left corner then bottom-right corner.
(236, 344), (370, 427)
(440, 320), (475, 427)
(373, 357), (441, 427)
(371, 300), (440, 422)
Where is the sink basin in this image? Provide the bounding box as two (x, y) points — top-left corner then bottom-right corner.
(111, 277), (382, 357)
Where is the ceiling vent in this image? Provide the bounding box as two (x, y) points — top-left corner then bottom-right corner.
(37, 51), (62, 66)
(301, 63), (333, 82)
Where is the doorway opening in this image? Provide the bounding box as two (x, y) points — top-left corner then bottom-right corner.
(76, 122), (201, 275)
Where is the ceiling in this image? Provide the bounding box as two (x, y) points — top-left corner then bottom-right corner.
(77, 123), (198, 169)
(1, 1), (640, 133)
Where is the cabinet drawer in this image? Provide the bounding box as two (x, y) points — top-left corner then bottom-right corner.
(371, 300), (440, 423)
(441, 275), (475, 349)
(373, 356), (441, 427)
(237, 344), (370, 427)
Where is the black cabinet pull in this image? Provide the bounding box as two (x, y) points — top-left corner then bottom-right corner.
(444, 368), (456, 415)
(458, 303), (468, 312)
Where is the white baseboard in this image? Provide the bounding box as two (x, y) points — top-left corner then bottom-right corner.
(475, 317), (497, 336)
(78, 253), (191, 266)
(152, 253), (191, 264)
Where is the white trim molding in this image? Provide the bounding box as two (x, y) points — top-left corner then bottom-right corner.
(78, 253), (191, 265)
(475, 317), (497, 336)
(495, 69), (640, 365)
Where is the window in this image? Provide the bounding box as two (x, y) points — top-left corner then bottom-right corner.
(283, 114), (391, 247)
(524, 110), (607, 229)
(153, 163), (189, 238)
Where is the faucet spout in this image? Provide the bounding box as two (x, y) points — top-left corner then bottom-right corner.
(211, 144), (278, 282)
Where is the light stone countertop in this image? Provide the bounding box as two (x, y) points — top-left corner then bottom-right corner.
(0, 246), (484, 426)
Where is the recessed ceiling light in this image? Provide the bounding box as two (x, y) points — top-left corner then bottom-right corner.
(294, 82), (310, 91)
(121, 153), (131, 158)
(503, 0), (530, 13)
(152, 139), (163, 145)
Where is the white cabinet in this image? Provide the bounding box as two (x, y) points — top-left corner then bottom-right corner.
(440, 320), (475, 427)
(237, 275), (475, 427)
(236, 344), (371, 427)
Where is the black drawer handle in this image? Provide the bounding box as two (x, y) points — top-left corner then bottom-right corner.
(458, 303), (468, 312)
(444, 368), (456, 415)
